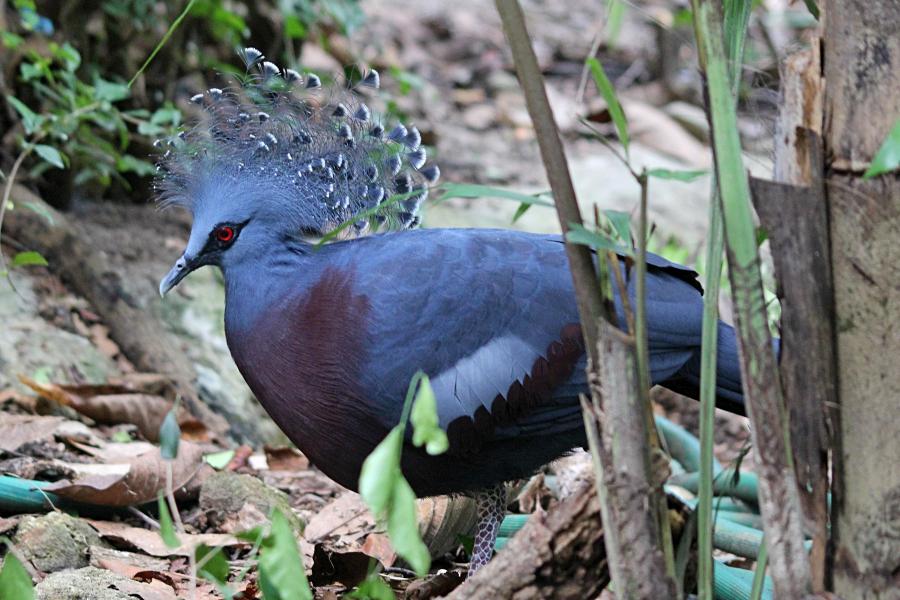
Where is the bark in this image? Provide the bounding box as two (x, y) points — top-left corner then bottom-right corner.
(751, 131), (835, 593)
(444, 481), (609, 600)
(4, 185), (230, 441)
(586, 320), (676, 598)
(824, 1), (900, 598)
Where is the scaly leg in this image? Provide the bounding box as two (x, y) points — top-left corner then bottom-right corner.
(468, 484), (507, 576)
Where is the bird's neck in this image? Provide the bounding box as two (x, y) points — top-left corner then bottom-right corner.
(221, 239), (316, 334)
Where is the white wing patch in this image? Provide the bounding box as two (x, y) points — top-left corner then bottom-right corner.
(429, 334), (539, 429)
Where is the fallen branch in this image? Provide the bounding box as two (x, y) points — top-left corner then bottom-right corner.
(445, 481), (608, 599)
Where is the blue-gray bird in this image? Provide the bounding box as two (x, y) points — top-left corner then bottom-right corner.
(157, 48), (746, 574)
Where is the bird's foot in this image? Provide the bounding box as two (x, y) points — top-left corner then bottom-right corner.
(467, 484), (508, 578)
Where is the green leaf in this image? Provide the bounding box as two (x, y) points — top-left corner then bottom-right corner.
(2, 31), (25, 49)
(195, 544), (229, 583)
(359, 427), (403, 517)
(11, 251), (48, 267)
(7, 96), (43, 135)
(348, 572), (396, 599)
(605, 0), (625, 46)
(94, 79), (130, 103)
(235, 525), (267, 544)
(602, 209), (633, 246)
(116, 154), (155, 177)
(863, 118), (900, 178)
(53, 43), (81, 72)
(258, 510), (312, 600)
(410, 375), (449, 455)
(386, 474), (430, 576)
(801, 0), (819, 20)
(646, 168), (708, 182)
(150, 106), (182, 127)
(512, 202), (532, 223)
(358, 428), (431, 576)
(22, 200), (55, 225)
(33, 145), (64, 169)
(111, 430), (133, 443)
(0, 542), (34, 600)
(723, 0), (753, 96)
(437, 183), (553, 206)
(566, 223), (632, 256)
(157, 494), (181, 549)
(587, 57), (629, 158)
(204, 450), (235, 470)
(358, 372), (433, 577)
(158, 408), (181, 460)
(284, 15), (306, 39)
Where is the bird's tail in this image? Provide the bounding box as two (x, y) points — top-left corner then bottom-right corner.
(663, 322), (749, 415)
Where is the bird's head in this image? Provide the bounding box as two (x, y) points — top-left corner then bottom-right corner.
(157, 47), (439, 296)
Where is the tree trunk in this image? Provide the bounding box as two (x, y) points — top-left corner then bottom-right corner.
(824, 2), (900, 598)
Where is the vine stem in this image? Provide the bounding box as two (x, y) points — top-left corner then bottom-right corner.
(0, 134), (45, 290)
(1, 101), (100, 288)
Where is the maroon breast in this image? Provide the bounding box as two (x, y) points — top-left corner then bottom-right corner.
(226, 267), (384, 491)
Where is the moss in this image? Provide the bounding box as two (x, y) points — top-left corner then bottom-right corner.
(199, 471), (304, 534)
(14, 512), (103, 573)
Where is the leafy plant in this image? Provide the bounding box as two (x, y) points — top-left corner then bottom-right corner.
(863, 118), (900, 178)
(348, 571), (397, 600)
(358, 371), (448, 577)
(6, 40), (178, 191)
(0, 540), (34, 600)
(256, 510), (312, 600)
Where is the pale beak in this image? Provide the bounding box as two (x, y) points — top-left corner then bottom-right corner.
(159, 254), (194, 297)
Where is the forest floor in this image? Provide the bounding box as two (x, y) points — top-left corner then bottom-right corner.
(0, 0), (801, 597)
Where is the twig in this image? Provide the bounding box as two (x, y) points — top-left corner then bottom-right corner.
(636, 170), (678, 584)
(495, 0), (604, 360)
(1, 100), (101, 291)
(0, 135), (44, 292)
(129, 0), (198, 87)
(128, 506), (161, 529)
(164, 461), (195, 599)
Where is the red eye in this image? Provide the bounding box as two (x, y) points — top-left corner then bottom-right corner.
(215, 226), (235, 243)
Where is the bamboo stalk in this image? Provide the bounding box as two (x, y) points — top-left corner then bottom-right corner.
(697, 2), (749, 596)
(690, 1), (812, 596)
(495, 1), (674, 596)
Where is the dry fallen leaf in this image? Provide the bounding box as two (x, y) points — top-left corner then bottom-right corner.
(18, 375), (207, 442)
(305, 492), (395, 586)
(360, 533), (396, 567)
(44, 442), (205, 506)
(304, 492), (374, 543)
(0, 414), (65, 452)
(263, 446), (309, 471)
(69, 440), (158, 462)
(87, 519), (245, 558)
(91, 545), (171, 576)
